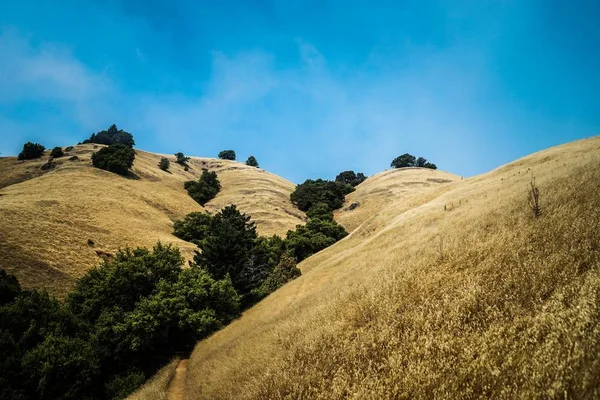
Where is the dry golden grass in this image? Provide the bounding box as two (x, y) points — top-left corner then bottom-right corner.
(0, 145), (303, 298)
(182, 136), (600, 399)
(127, 359), (179, 400)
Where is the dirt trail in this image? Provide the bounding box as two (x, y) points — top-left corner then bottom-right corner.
(167, 359), (188, 400)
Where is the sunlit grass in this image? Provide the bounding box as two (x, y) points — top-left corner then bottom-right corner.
(184, 137), (600, 398)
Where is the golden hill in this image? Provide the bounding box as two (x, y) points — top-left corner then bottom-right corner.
(174, 137), (600, 399)
(0, 145), (304, 298)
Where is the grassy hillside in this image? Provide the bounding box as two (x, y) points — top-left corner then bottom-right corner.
(182, 137), (600, 399)
(0, 145), (303, 298)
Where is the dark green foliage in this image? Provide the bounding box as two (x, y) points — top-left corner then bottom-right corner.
(391, 153), (437, 169)
(290, 179), (354, 212)
(18, 142), (45, 160)
(184, 169), (221, 206)
(391, 153), (417, 168)
(50, 147), (64, 158)
(246, 156), (259, 167)
(254, 255), (301, 297)
(218, 150), (236, 160)
(193, 205), (260, 297)
(335, 170), (366, 187)
(0, 242), (241, 400)
(172, 212), (212, 246)
(306, 202), (334, 221)
(174, 152), (190, 166)
(65, 146), (74, 152)
(285, 218), (348, 262)
(158, 157), (170, 171)
(91, 144), (135, 175)
(0, 270), (21, 305)
(83, 125), (135, 148)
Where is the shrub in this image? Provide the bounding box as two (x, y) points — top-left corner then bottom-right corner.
(335, 170), (366, 187)
(184, 169), (221, 206)
(290, 179), (353, 212)
(50, 147), (64, 158)
(174, 152), (190, 166)
(83, 124), (135, 148)
(246, 156), (259, 167)
(18, 142), (45, 160)
(65, 146), (74, 152)
(91, 144), (136, 175)
(218, 150), (236, 160)
(158, 157), (170, 172)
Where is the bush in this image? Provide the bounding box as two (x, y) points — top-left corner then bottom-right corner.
(65, 146), (74, 152)
(290, 179), (353, 212)
(335, 170), (366, 187)
(83, 124), (135, 148)
(50, 147), (64, 158)
(218, 150), (236, 160)
(91, 144), (135, 175)
(184, 169), (221, 206)
(18, 142), (45, 160)
(254, 254), (301, 296)
(246, 156), (259, 167)
(306, 202), (334, 221)
(174, 152), (190, 166)
(158, 157), (170, 172)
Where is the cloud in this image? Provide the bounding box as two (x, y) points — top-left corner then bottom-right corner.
(0, 29), (113, 104)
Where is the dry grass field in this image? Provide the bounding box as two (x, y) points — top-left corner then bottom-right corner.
(0, 145), (303, 298)
(180, 137), (600, 399)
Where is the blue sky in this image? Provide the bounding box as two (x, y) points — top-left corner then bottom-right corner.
(1, 0), (599, 183)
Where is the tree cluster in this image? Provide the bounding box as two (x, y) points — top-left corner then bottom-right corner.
(335, 170), (366, 187)
(18, 142), (45, 160)
(184, 169), (221, 206)
(92, 144), (136, 176)
(83, 125), (135, 148)
(0, 244), (239, 400)
(390, 153), (437, 169)
(218, 150), (236, 160)
(290, 179), (354, 213)
(173, 205), (300, 306)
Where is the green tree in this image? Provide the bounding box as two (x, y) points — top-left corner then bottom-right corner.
(91, 144), (135, 176)
(335, 170), (366, 187)
(193, 205), (259, 295)
(158, 157), (170, 172)
(184, 169), (221, 206)
(290, 179), (353, 212)
(18, 142), (45, 160)
(50, 147), (64, 158)
(172, 212), (213, 246)
(391, 153), (416, 168)
(245, 156), (259, 167)
(254, 254), (301, 297)
(306, 202), (334, 221)
(83, 125), (135, 148)
(174, 152), (190, 166)
(424, 162), (437, 170)
(0, 269), (21, 306)
(218, 150), (236, 160)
